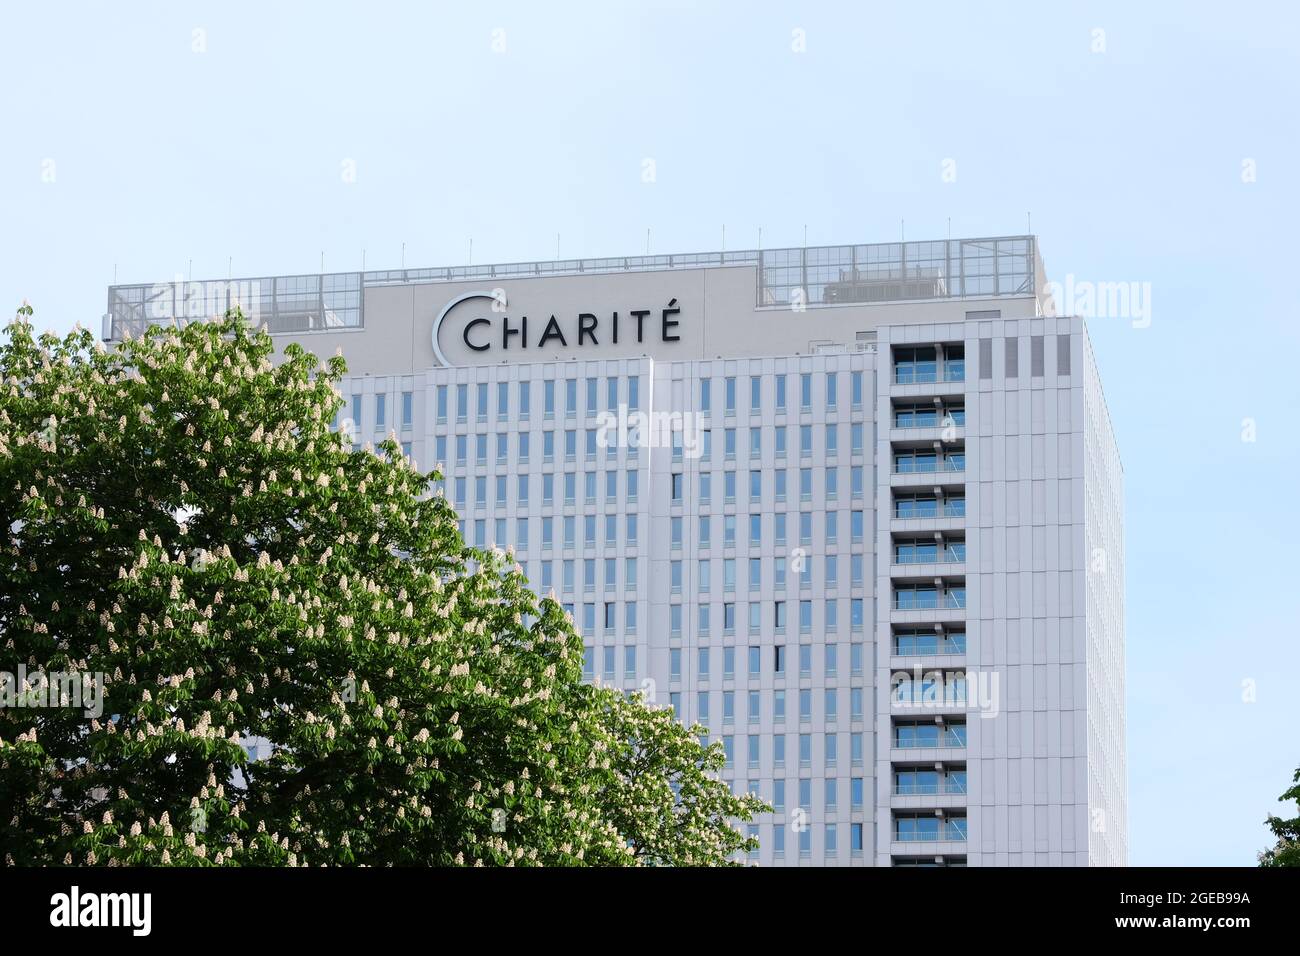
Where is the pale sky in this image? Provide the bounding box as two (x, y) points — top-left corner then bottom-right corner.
(1, 0), (1297, 865)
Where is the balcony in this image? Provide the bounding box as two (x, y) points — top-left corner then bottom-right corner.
(891, 497), (966, 535)
(893, 819), (968, 842)
(891, 458), (966, 492)
(890, 773), (969, 811)
(891, 544), (966, 581)
(891, 366), (965, 400)
(891, 855), (968, 867)
(890, 424), (964, 445)
(893, 590), (966, 612)
(892, 730), (967, 752)
(890, 632), (967, 663)
(893, 456), (965, 475)
(894, 587), (967, 624)
(890, 677), (969, 715)
(894, 499), (965, 519)
(893, 408), (965, 429)
(894, 548), (965, 565)
(894, 778), (968, 797)
(892, 362), (965, 386)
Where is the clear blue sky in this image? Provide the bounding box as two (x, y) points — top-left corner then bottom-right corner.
(2, 1), (1296, 866)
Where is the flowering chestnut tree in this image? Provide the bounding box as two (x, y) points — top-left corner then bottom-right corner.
(0, 307), (766, 866)
(1260, 766), (1300, 867)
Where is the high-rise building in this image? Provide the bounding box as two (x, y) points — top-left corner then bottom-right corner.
(105, 235), (1126, 866)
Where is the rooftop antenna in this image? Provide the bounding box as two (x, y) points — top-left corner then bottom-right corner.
(227, 256), (231, 280)
(113, 263), (117, 285)
(646, 228), (650, 255)
(320, 251), (325, 273)
(758, 227), (763, 251)
(362, 248), (366, 271)
(401, 242), (406, 271)
(947, 218), (951, 242)
(468, 237), (473, 265)
(900, 219), (905, 243)
(1027, 211), (1032, 235)
(556, 233), (561, 259)
(803, 224), (807, 247)
(722, 224), (726, 253)
(188, 259), (192, 282)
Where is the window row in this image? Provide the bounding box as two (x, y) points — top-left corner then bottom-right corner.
(730, 773), (870, 813)
(672, 553), (869, 592)
(679, 423), (869, 460)
(435, 431), (643, 467)
(458, 514), (639, 550)
(570, 596), (872, 638)
(708, 731), (870, 774)
(670, 466), (868, 503)
(671, 686), (868, 724)
(441, 465), (872, 509)
(342, 391), (414, 432)
(459, 506), (870, 556)
(447, 470), (641, 510)
(694, 370), (866, 415)
(586, 643), (869, 683)
(435, 378), (642, 423)
(661, 599), (871, 639)
(433, 422), (871, 469)
(746, 822), (867, 857)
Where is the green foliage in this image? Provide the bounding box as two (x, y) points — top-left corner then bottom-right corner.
(1259, 766), (1300, 867)
(592, 688), (767, 865)
(0, 308), (767, 866)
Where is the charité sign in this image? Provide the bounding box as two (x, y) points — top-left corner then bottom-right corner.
(431, 289), (683, 367)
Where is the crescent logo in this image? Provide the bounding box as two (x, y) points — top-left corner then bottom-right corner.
(431, 290), (502, 367)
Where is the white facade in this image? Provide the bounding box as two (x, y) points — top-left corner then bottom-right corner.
(107, 235), (1126, 866)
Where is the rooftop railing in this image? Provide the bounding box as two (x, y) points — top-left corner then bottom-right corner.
(104, 235), (1042, 341)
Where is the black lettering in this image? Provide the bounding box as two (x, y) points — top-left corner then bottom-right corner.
(661, 298), (681, 342)
(539, 315), (567, 348)
(611, 311), (619, 344)
(578, 313), (598, 346)
(463, 317), (491, 351)
(631, 309), (650, 343)
(502, 315), (526, 349)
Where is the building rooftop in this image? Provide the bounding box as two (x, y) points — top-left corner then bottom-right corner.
(104, 234), (1044, 341)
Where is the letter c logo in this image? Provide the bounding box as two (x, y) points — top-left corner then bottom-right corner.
(462, 318), (490, 352)
(432, 291), (503, 367)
